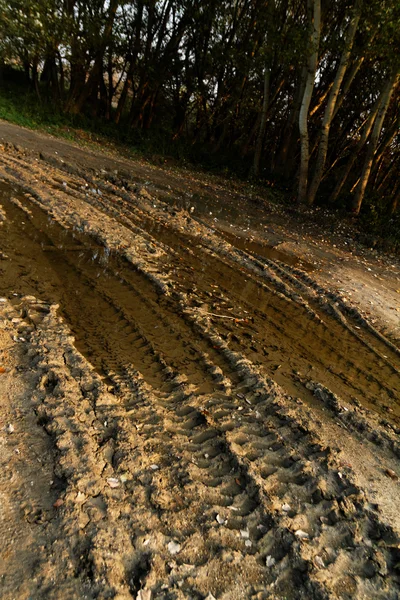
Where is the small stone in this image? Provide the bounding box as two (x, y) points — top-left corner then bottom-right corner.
(6, 424), (14, 433)
(216, 514), (226, 525)
(320, 516), (329, 524)
(137, 590), (152, 600)
(295, 530), (309, 540)
(282, 503), (291, 512)
(150, 464), (159, 471)
(75, 492), (86, 503)
(167, 540), (181, 555)
(53, 498), (64, 508)
(384, 468), (398, 480)
(266, 555), (276, 568)
(315, 556), (325, 568)
(240, 529), (250, 539)
(245, 539), (252, 547)
(205, 594), (216, 600)
(106, 477), (120, 488)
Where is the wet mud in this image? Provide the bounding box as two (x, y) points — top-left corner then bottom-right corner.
(1, 180), (399, 424)
(1, 138), (400, 600)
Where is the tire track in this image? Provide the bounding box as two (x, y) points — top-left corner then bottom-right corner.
(1, 143), (400, 598)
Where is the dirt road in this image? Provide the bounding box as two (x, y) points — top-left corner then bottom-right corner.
(0, 122), (400, 599)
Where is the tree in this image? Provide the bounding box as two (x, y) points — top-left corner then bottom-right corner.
(298, 0), (321, 204)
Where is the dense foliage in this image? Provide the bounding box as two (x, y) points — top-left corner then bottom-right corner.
(0, 0), (399, 218)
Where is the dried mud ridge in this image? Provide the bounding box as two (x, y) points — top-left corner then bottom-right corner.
(0, 142), (400, 599)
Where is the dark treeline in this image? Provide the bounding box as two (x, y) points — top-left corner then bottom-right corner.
(0, 0), (399, 217)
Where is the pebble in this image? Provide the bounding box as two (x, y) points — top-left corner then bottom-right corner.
(150, 464), (159, 471)
(167, 540), (181, 555)
(106, 477), (120, 488)
(266, 555), (276, 568)
(137, 590), (152, 600)
(320, 516), (329, 524)
(205, 594), (216, 600)
(216, 514), (226, 525)
(295, 530), (309, 539)
(315, 556), (325, 568)
(240, 529), (250, 539)
(384, 468), (398, 480)
(6, 424), (14, 433)
(282, 503), (291, 512)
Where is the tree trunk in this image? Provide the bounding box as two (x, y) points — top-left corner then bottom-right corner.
(298, 0), (321, 204)
(329, 92), (381, 204)
(332, 55), (364, 119)
(253, 66), (270, 176)
(69, 0), (119, 114)
(32, 59), (41, 102)
(115, 63), (134, 124)
(389, 181), (400, 215)
(276, 66), (306, 177)
(115, 1), (143, 124)
(352, 72), (399, 214)
(307, 1), (361, 205)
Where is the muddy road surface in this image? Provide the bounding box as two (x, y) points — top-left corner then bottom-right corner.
(1, 124), (400, 600)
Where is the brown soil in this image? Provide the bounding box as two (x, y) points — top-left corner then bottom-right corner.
(0, 121), (400, 600)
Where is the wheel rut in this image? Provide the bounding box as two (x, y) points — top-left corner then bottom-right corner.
(0, 143), (400, 599)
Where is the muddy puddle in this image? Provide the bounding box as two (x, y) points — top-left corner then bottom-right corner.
(1, 180), (400, 426)
(87, 188), (400, 422)
(0, 183), (223, 394)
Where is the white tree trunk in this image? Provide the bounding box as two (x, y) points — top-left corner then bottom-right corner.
(307, 1), (361, 205)
(298, 0), (321, 203)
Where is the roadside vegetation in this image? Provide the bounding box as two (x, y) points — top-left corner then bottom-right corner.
(0, 0), (399, 250)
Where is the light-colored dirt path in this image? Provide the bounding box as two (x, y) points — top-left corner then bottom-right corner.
(0, 121), (400, 600)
